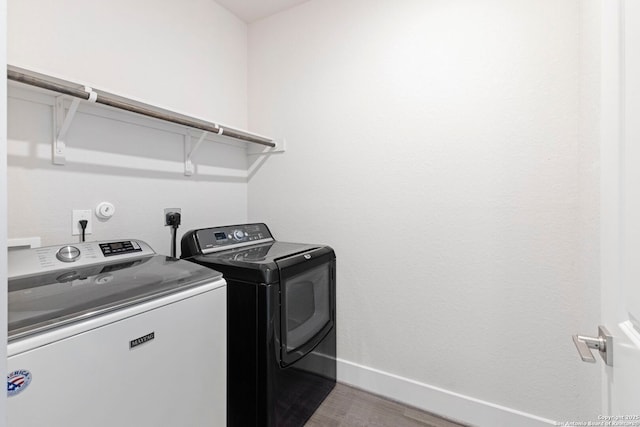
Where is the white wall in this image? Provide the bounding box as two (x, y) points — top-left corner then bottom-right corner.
(6, 0), (250, 253)
(8, 0), (247, 126)
(247, 0), (601, 424)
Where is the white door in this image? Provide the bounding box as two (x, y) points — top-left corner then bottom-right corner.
(599, 0), (640, 415)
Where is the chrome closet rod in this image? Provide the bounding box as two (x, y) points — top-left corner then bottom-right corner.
(7, 66), (276, 147)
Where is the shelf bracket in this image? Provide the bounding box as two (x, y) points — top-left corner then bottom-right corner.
(247, 139), (287, 180)
(247, 138), (287, 157)
(184, 131), (208, 176)
(52, 86), (97, 165)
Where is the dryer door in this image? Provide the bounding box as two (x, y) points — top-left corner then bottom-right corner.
(276, 247), (335, 367)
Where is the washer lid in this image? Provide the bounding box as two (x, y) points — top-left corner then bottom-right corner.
(8, 254), (223, 341)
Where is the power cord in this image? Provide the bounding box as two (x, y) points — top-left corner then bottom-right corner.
(79, 220), (88, 242)
(166, 212), (181, 258)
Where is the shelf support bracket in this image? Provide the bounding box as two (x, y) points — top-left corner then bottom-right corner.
(52, 86), (97, 165)
(184, 131), (208, 176)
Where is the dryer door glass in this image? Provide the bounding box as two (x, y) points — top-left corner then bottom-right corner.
(278, 250), (335, 367)
(286, 264), (330, 350)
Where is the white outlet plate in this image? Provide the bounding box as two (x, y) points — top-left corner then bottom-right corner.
(72, 209), (93, 236)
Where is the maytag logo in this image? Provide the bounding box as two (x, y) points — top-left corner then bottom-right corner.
(130, 332), (155, 349)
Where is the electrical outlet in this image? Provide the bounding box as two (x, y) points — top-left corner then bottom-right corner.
(72, 209), (92, 236)
(164, 208), (182, 226)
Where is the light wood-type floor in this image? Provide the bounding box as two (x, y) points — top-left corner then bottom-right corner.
(305, 383), (469, 427)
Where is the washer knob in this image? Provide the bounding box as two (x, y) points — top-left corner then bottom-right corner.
(56, 245), (81, 262)
(233, 229), (245, 240)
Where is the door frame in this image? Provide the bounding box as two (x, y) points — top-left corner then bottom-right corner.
(599, 0), (640, 414)
(600, 0), (622, 412)
(1, 0), (8, 424)
(600, 0), (622, 329)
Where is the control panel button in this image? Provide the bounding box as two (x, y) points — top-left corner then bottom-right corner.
(233, 229), (246, 240)
(56, 246), (81, 263)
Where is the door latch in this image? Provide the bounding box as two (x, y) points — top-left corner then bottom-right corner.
(572, 325), (613, 366)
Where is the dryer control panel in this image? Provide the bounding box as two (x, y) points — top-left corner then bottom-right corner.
(8, 239), (155, 279)
(188, 223), (274, 254)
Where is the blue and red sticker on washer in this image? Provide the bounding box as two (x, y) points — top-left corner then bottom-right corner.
(7, 369), (32, 397)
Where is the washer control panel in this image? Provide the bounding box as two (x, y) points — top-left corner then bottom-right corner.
(99, 240), (142, 257)
(8, 239), (154, 279)
(195, 223), (273, 253)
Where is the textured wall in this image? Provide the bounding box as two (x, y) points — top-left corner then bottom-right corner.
(247, 0), (601, 422)
(6, 0), (250, 253)
(8, 0), (247, 126)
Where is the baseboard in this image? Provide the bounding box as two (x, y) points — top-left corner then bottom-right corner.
(336, 358), (556, 427)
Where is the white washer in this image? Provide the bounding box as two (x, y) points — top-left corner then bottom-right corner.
(7, 239), (226, 427)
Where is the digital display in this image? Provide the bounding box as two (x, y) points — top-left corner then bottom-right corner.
(214, 232), (227, 241)
(99, 240), (140, 257)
